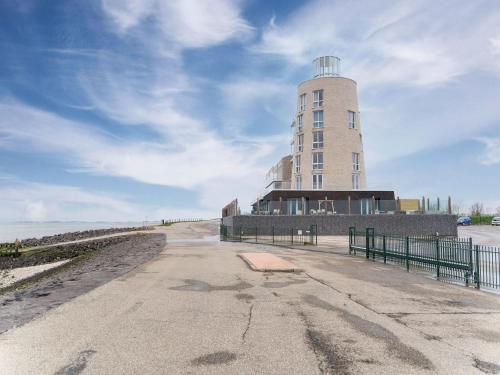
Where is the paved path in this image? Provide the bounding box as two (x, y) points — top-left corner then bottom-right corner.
(459, 225), (500, 247)
(0, 221), (499, 374)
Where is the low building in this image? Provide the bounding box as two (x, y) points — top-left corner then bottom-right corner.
(253, 190), (395, 216)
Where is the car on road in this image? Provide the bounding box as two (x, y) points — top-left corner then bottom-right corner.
(492, 216), (500, 226)
(457, 216), (472, 226)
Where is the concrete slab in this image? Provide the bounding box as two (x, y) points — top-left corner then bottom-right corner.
(239, 252), (300, 272)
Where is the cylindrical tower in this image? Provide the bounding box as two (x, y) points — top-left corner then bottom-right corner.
(291, 56), (366, 191)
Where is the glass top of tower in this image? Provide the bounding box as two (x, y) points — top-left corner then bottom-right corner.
(313, 56), (341, 78)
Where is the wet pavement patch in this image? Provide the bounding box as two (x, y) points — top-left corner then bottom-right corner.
(303, 295), (434, 370)
(475, 329), (500, 343)
(191, 351), (237, 366)
(235, 293), (254, 301)
(53, 349), (96, 375)
(262, 279), (307, 288)
(306, 329), (351, 374)
(473, 358), (500, 374)
(170, 279), (253, 292)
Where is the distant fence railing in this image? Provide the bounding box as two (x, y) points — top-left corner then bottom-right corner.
(220, 225), (317, 246)
(161, 219), (204, 225)
(349, 227), (500, 290)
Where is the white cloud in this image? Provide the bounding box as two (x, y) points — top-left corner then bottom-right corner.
(252, 0), (500, 87)
(477, 137), (500, 165)
(0, 99), (276, 190)
(101, 0), (254, 49)
(219, 79), (295, 132)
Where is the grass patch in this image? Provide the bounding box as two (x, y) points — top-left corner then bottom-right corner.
(470, 215), (495, 225)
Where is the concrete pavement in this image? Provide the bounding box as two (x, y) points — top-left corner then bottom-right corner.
(0, 221), (499, 374)
(459, 225), (500, 247)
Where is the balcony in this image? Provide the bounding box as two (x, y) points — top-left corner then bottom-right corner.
(264, 180), (291, 194)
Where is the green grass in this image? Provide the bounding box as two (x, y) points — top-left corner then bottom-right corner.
(470, 215), (495, 225)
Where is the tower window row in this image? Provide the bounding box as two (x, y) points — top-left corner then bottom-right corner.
(296, 109), (357, 132)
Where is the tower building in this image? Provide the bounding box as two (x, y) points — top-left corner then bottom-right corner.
(291, 56), (366, 190)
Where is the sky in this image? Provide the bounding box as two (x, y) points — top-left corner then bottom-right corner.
(0, 0), (499, 222)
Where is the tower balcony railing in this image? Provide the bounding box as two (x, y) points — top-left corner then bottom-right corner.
(264, 180), (292, 194)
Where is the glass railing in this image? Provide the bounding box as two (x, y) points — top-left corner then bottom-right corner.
(252, 200), (400, 215)
(263, 180), (292, 194)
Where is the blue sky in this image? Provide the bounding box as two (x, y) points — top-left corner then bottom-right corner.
(0, 0), (499, 221)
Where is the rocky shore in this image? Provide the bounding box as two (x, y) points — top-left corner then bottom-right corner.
(18, 226), (151, 248)
(0, 235), (144, 270)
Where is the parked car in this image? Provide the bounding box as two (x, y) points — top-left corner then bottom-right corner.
(492, 216), (500, 226)
(457, 216), (472, 226)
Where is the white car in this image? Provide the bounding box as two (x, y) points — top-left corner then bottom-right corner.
(492, 217), (500, 226)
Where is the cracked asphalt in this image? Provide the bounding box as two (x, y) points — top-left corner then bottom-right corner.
(0, 220), (499, 374)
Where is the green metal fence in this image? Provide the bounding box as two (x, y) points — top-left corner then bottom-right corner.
(220, 225), (317, 246)
(349, 227), (500, 290)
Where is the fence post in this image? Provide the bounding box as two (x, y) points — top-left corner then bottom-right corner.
(239, 226), (242, 242)
(466, 238), (473, 287)
(474, 245), (481, 289)
(255, 227), (258, 243)
(365, 228), (370, 258)
(436, 237), (440, 278)
(291, 228), (294, 245)
(272, 226), (275, 244)
(348, 227), (353, 253)
(406, 236), (410, 271)
(383, 235), (386, 264)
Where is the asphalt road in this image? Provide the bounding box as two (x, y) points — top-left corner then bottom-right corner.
(0, 221), (499, 374)
(458, 225), (500, 247)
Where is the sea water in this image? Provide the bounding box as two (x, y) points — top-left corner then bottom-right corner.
(0, 222), (158, 242)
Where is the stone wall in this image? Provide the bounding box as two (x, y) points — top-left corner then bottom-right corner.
(221, 214), (457, 236)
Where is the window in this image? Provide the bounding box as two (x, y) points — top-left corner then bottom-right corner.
(299, 94), (306, 112)
(295, 175), (302, 190)
(295, 155), (301, 173)
(352, 152), (360, 171)
(312, 152), (323, 170)
(297, 134), (304, 152)
(313, 89), (323, 108)
(313, 174), (323, 190)
(312, 131), (323, 149)
(313, 111), (323, 128)
(352, 174), (360, 190)
(348, 110), (356, 129)
(297, 114), (303, 132)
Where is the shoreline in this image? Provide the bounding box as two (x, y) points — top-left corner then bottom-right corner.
(0, 226), (154, 250)
(0, 222), (159, 243)
(0, 232), (166, 334)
